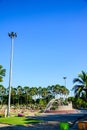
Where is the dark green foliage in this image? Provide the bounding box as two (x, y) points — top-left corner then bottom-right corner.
(73, 71), (87, 102)
(0, 65), (6, 82)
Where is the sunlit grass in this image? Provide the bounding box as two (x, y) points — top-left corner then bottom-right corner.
(0, 116), (43, 125)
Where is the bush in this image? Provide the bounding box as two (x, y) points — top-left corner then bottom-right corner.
(18, 113), (24, 117)
(0, 114), (4, 117)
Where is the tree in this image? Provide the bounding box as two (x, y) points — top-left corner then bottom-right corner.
(73, 71), (87, 101)
(37, 86), (42, 98)
(17, 86), (23, 105)
(47, 85), (54, 96)
(41, 87), (48, 99)
(0, 85), (6, 105)
(60, 86), (69, 98)
(30, 87), (38, 101)
(23, 86), (30, 106)
(11, 87), (17, 105)
(0, 65), (6, 105)
(0, 65), (6, 82)
(53, 84), (60, 98)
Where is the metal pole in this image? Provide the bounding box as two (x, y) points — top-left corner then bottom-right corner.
(63, 77), (67, 99)
(63, 77), (67, 88)
(7, 32), (17, 117)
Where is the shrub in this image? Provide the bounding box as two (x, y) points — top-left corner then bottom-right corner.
(18, 113), (24, 117)
(0, 114), (4, 117)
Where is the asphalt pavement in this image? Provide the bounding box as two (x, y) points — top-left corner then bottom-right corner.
(0, 113), (87, 130)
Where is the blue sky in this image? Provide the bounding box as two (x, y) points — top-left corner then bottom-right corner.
(0, 0), (87, 95)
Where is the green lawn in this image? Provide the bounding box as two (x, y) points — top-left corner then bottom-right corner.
(0, 116), (43, 125)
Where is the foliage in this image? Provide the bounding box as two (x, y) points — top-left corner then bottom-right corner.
(1, 64), (87, 109)
(0, 84), (70, 109)
(50, 102), (58, 110)
(0, 114), (4, 117)
(0, 64), (71, 109)
(71, 97), (87, 109)
(0, 65), (6, 82)
(73, 71), (87, 102)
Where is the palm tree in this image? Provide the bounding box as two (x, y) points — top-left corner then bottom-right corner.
(73, 71), (87, 101)
(0, 65), (6, 82)
(37, 86), (42, 98)
(0, 65), (6, 104)
(17, 86), (23, 105)
(0, 85), (6, 105)
(11, 87), (17, 105)
(23, 86), (30, 106)
(53, 84), (60, 98)
(60, 86), (69, 98)
(41, 87), (48, 98)
(30, 87), (38, 100)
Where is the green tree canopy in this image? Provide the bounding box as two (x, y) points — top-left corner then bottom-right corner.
(73, 70), (87, 101)
(0, 65), (6, 82)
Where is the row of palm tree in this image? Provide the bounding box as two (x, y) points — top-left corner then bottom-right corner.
(0, 84), (69, 106)
(1, 64), (87, 108)
(0, 64), (70, 107)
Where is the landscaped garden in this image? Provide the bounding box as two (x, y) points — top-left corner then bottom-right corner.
(1, 64), (87, 129)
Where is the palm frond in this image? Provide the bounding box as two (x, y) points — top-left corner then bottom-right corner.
(73, 78), (83, 84)
(73, 84), (84, 96)
(79, 71), (87, 82)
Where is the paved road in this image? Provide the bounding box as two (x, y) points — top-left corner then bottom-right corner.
(0, 113), (87, 130)
(28, 113), (87, 129)
(35, 113), (86, 121)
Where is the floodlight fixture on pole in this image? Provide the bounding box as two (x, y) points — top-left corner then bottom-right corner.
(7, 32), (17, 117)
(63, 77), (67, 88)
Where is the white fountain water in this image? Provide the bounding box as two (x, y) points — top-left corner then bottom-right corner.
(44, 98), (74, 113)
(44, 98), (58, 112)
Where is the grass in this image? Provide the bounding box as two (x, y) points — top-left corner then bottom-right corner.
(0, 116), (43, 125)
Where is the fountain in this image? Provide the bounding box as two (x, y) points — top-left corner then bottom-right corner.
(44, 98), (77, 114)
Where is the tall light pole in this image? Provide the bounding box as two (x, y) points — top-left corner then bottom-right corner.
(7, 32), (17, 117)
(63, 77), (67, 88)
